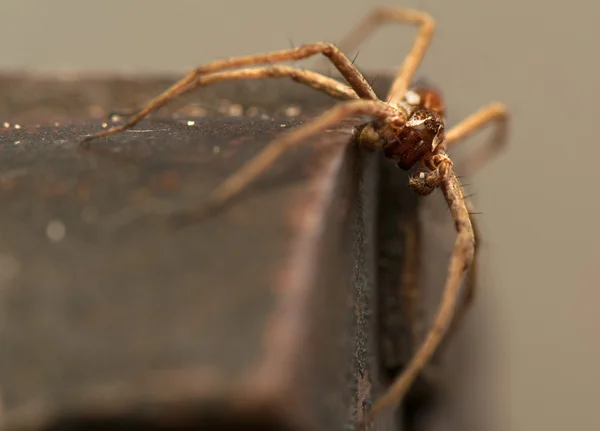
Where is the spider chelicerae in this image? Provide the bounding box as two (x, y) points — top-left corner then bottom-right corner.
(81, 6), (508, 429)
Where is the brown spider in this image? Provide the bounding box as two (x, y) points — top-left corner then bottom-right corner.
(80, 6), (508, 429)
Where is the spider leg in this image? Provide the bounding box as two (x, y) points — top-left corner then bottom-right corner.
(442, 197), (480, 343)
(444, 103), (509, 175)
(360, 163), (474, 429)
(107, 66), (360, 120)
(384, 9), (435, 105)
(314, 6), (435, 105)
(80, 43), (378, 145)
(169, 99), (404, 226)
(431, 103), (508, 345)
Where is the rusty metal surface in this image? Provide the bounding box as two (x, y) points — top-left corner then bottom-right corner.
(0, 73), (416, 430)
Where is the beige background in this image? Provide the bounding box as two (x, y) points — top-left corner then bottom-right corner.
(1, 0), (598, 430)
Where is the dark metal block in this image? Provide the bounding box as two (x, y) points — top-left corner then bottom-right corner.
(0, 73), (427, 431)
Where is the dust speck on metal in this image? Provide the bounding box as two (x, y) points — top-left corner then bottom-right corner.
(46, 220), (67, 243)
(284, 105), (302, 117)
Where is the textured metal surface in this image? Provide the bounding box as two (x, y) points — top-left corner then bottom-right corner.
(0, 73), (416, 430)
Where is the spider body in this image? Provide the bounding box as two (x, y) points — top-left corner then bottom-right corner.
(79, 6), (508, 430)
(357, 88), (445, 171)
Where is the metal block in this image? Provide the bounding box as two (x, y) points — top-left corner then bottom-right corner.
(0, 73), (422, 430)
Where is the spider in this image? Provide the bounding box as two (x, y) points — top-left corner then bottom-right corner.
(80, 6), (508, 430)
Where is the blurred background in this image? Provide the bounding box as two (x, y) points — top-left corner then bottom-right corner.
(0, 0), (598, 430)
